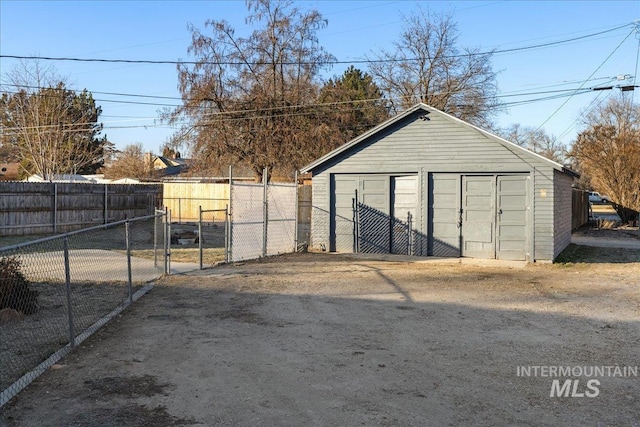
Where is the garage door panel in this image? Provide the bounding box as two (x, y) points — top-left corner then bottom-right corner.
(465, 181), (491, 192)
(465, 210), (493, 222)
(357, 176), (391, 254)
(499, 210), (526, 221)
(361, 194), (387, 208)
(462, 176), (495, 259)
(331, 175), (358, 252)
(361, 177), (388, 192)
(433, 193), (457, 207)
(464, 196), (493, 209)
(465, 226), (493, 242)
(498, 224), (525, 237)
(497, 176), (528, 261)
(499, 239), (527, 250)
(500, 194), (526, 207)
(432, 206), (457, 217)
(466, 241), (494, 251)
(429, 174), (460, 257)
(391, 176), (418, 255)
(499, 178), (526, 192)
(433, 222), (458, 235)
(394, 193), (416, 207)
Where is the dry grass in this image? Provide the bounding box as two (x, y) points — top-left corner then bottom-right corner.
(555, 243), (640, 263)
(130, 248), (226, 265)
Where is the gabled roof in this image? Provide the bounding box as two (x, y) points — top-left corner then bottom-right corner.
(300, 103), (578, 177)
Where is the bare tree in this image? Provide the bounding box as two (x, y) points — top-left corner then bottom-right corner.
(570, 95), (640, 211)
(499, 123), (566, 163)
(0, 61), (109, 179)
(167, 0), (335, 180)
(100, 143), (156, 180)
(367, 9), (499, 128)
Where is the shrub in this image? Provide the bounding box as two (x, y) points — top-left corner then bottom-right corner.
(0, 256), (39, 315)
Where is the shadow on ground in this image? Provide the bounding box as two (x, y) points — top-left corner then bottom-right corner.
(1, 253), (639, 426)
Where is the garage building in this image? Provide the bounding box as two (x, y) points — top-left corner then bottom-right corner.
(300, 103), (577, 262)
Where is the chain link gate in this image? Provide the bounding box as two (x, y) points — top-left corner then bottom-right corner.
(228, 169), (298, 263)
(198, 206), (229, 269)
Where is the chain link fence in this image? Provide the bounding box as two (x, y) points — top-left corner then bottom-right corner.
(266, 183), (298, 256)
(229, 182), (266, 262)
(227, 170), (298, 263)
(198, 207), (229, 268)
(0, 212), (167, 407)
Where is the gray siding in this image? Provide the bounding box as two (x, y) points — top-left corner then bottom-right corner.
(308, 107), (573, 261)
(533, 167), (555, 261)
(313, 113), (543, 174)
(553, 170), (574, 259)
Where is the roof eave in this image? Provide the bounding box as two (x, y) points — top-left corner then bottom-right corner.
(300, 104), (427, 174)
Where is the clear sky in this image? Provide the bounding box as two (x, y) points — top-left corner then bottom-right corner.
(1, 0), (639, 156)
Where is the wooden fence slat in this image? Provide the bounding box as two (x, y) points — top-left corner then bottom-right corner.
(0, 182), (162, 236)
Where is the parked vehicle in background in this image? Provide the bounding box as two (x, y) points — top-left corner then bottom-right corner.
(588, 191), (611, 203)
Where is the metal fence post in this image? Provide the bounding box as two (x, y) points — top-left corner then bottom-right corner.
(154, 211), (158, 268)
(164, 206), (169, 275)
(53, 183), (58, 234)
(225, 205), (230, 263)
(353, 190), (359, 253)
(407, 212), (413, 256)
(104, 184), (108, 225)
(228, 165), (233, 263)
(199, 205), (203, 270)
(167, 209), (172, 274)
(63, 237), (75, 348)
(262, 167), (268, 258)
(125, 220), (133, 303)
(294, 171), (299, 253)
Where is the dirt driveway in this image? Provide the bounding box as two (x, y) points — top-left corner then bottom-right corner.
(1, 253), (639, 426)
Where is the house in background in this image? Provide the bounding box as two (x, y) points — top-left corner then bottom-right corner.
(145, 153), (189, 177)
(300, 103), (578, 262)
(25, 174), (142, 184)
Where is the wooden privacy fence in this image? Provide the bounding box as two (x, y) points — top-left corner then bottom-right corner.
(572, 188), (589, 230)
(0, 182), (162, 236)
(163, 182), (230, 223)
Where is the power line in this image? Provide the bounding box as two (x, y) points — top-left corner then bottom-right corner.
(2, 85), (616, 134)
(3, 75), (617, 105)
(3, 83), (626, 112)
(531, 27), (636, 136)
(556, 90), (612, 142)
(1, 84), (182, 101)
(0, 23), (632, 66)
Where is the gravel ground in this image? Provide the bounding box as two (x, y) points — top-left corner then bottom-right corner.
(1, 253), (639, 426)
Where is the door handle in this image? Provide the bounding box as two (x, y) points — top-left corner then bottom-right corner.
(498, 208), (503, 215)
